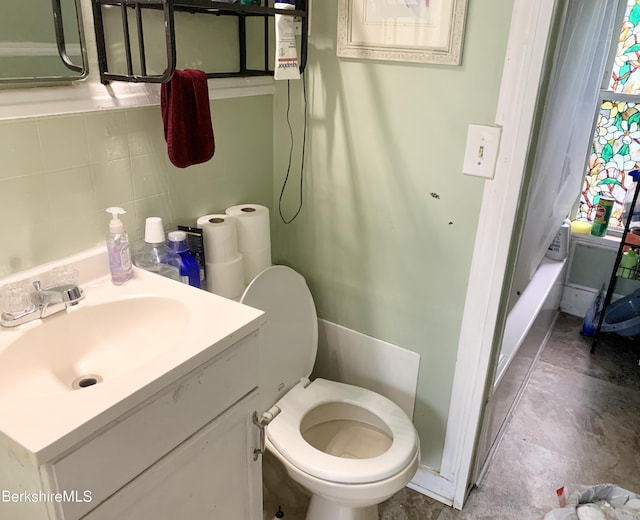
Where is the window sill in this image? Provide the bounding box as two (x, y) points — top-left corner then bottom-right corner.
(572, 231), (620, 251)
(0, 76), (275, 121)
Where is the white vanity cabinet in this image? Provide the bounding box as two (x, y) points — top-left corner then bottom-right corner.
(0, 249), (267, 520)
(81, 391), (261, 520)
(3, 332), (262, 520)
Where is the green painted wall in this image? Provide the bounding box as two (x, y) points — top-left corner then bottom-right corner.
(272, 0), (514, 469)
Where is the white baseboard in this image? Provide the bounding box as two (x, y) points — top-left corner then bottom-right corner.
(560, 283), (598, 317)
(560, 283), (627, 319)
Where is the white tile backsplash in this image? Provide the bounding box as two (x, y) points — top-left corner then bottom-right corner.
(85, 111), (131, 163)
(0, 95), (274, 277)
(91, 157), (135, 209)
(0, 120), (43, 179)
(36, 115), (90, 171)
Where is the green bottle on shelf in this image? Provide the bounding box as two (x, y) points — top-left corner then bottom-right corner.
(617, 249), (639, 279)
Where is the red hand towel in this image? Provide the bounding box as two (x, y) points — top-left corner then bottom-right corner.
(161, 69), (215, 168)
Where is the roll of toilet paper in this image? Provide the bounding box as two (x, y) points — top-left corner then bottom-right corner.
(242, 247), (272, 284)
(225, 204), (271, 252)
(197, 214), (240, 264)
(204, 256), (245, 300)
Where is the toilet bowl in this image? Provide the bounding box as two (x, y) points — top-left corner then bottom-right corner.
(241, 266), (420, 520)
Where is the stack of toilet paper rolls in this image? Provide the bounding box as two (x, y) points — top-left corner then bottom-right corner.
(196, 214), (244, 299)
(226, 204), (272, 284)
(197, 204), (271, 299)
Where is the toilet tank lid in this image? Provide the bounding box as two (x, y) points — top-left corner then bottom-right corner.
(241, 266), (318, 412)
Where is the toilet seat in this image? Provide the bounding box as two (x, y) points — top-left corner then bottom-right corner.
(240, 266), (419, 486)
(266, 378), (419, 484)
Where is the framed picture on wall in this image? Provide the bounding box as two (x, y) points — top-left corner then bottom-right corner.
(337, 0), (468, 65)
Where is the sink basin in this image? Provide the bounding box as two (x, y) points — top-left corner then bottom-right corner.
(0, 297), (189, 397)
(0, 246), (265, 461)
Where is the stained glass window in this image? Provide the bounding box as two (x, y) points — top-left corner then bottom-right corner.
(578, 0), (640, 228)
(610, 0), (640, 93)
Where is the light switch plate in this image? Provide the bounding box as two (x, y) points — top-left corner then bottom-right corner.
(462, 124), (502, 179)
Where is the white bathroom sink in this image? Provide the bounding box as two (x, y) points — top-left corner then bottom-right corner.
(0, 296), (189, 397)
(0, 246), (264, 461)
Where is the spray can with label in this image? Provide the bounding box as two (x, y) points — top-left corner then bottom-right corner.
(590, 195), (614, 237)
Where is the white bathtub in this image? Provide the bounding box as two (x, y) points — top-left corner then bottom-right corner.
(474, 256), (567, 482)
(495, 256), (568, 387)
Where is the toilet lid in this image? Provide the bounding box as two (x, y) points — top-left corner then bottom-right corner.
(241, 266), (318, 413)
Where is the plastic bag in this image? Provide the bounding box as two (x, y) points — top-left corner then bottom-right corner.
(544, 484), (640, 520)
(581, 288), (604, 336)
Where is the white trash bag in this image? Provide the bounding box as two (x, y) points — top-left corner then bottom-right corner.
(544, 484), (640, 520)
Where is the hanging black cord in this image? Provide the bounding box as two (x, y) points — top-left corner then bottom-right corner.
(278, 72), (308, 224)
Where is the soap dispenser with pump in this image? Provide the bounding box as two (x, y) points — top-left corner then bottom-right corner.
(105, 206), (134, 285)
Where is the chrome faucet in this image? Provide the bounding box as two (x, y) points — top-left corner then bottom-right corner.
(0, 280), (84, 327)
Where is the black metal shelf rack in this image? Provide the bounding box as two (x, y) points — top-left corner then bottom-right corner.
(591, 178), (640, 353)
(91, 0), (308, 84)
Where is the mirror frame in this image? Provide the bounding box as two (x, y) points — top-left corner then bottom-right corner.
(0, 0), (88, 85)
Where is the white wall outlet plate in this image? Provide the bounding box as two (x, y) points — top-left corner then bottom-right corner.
(462, 124), (502, 179)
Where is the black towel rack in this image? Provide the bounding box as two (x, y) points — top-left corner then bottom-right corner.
(91, 0), (308, 84)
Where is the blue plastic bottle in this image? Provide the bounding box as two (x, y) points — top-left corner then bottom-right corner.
(166, 231), (201, 288)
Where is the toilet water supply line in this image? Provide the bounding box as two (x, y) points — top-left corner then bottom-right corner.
(252, 406), (281, 461)
(252, 412), (268, 461)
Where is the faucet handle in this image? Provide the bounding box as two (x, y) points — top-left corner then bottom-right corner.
(0, 282), (35, 316)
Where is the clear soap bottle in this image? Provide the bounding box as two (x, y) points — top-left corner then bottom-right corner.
(106, 207), (133, 285)
(133, 217), (180, 281)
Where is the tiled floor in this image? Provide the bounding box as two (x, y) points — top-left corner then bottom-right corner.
(264, 313), (640, 519)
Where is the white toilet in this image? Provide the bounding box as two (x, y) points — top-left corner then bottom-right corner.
(241, 266), (420, 520)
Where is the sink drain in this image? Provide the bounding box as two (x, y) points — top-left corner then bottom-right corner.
(72, 374), (103, 390)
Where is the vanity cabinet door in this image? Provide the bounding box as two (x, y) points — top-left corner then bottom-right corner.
(83, 390), (262, 520)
